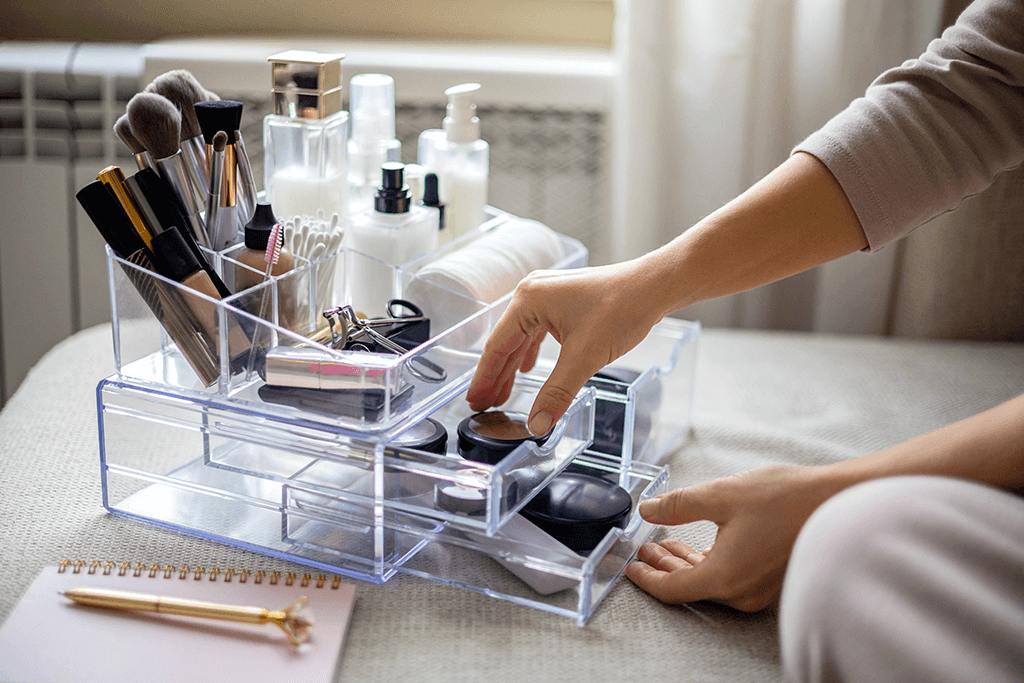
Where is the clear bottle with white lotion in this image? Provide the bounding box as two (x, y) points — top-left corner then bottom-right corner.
(348, 162), (439, 316)
(263, 51), (349, 223)
(347, 73), (402, 215)
(434, 83), (488, 244)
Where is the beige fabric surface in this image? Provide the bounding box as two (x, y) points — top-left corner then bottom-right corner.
(2, 324), (1023, 682)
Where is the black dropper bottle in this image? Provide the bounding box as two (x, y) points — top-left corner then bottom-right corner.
(421, 172), (445, 231)
(375, 162), (411, 214)
(243, 201), (279, 250)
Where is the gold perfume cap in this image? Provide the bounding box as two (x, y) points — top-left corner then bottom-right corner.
(268, 50), (345, 119)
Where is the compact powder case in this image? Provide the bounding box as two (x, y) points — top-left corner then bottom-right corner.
(390, 417), (448, 455)
(383, 418), (447, 500)
(457, 410), (549, 465)
(520, 471), (633, 554)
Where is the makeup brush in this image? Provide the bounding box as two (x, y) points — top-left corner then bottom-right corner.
(206, 130), (229, 250)
(127, 92), (211, 250)
(145, 70), (210, 208)
(194, 100), (244, 219)
(113, 114), (154, 172)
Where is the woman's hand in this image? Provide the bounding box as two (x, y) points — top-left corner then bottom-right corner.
(466, 261), (665, 435)
(626, 465), (845, 612)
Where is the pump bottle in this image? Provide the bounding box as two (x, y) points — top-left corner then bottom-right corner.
(348, 162), (439, 316)
(432, 84), (489, 244)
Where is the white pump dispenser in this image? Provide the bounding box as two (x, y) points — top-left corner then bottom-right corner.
(431, 83), (489, 244)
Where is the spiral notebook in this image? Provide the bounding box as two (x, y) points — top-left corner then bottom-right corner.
(0, 562), (356, 683)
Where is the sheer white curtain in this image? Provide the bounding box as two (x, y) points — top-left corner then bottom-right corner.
(611, 0), (943, 333)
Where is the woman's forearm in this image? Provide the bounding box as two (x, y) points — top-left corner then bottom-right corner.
(824, 392), (1024, 493)
(633, 151), (869, 319)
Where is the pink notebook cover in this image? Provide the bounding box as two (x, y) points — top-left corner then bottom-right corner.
(0, 564), (356, 683)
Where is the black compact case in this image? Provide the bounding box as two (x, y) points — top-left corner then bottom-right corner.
(520, 471), (633, 554)
(457, 411), (549, 465)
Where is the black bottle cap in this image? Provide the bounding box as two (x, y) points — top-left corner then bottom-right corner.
(244, 202), (279, 250)
(193, 100), (244, 144)
(421, 172), (445, 230)
(457, 411), (549, 465)
(150, 226), (201, 282)
(375, 162), (411, 214)
(76, 180), (143, 258)
(520, 471), (633, 554)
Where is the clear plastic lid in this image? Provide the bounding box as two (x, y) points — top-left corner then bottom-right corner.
(350, 73), (397, 145)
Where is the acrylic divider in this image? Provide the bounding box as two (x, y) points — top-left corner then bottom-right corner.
(529, 317), (701, 469)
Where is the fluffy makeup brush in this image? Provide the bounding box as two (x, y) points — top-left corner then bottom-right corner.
(113, 114), (154, 172)
(145, 70), (212, 207)
(127, 92), (211, 249)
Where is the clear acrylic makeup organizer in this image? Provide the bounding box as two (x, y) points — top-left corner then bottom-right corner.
(96, 208), (700, 625)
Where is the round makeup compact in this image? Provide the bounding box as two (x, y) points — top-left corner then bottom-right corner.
(457, 411), (549, 465)
(520, 471), (633, 554)
(391, 417), (448, 455)
(384, 418), (448, 499)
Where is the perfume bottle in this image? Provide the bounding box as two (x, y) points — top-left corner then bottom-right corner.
(264, 51), (350, 223)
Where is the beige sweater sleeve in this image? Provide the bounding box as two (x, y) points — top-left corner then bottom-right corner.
(794, 0), (1024, 252)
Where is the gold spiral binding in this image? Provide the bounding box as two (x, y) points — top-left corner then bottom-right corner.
(56, 561), (343, 588)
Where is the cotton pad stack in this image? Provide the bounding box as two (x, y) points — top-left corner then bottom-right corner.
(406, 218), (565, 342)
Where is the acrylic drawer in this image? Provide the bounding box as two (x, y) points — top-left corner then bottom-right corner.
(97, 378), (410, 582)
(286, 454), (670, 625)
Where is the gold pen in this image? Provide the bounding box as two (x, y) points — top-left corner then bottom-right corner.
(61, 587), (314, 645)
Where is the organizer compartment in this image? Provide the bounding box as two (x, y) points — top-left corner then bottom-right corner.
(107, 245), (496, 432)
(284, 376), (597, 536)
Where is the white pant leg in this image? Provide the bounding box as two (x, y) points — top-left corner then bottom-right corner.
(780, 476), (1024, 683)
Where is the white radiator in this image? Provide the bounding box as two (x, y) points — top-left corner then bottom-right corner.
(0, 40), (614, 406)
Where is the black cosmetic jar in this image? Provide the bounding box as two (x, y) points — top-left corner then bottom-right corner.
(520, 471), (633, 554)
(385, 417), (447, 499)
(391, 417), (448, 454)
(457, 411), (550, 465)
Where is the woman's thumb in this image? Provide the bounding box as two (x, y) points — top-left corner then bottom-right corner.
(638, 485), (722, 526)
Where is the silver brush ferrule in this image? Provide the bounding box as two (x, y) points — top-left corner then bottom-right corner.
(156, 151), (211, 250)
